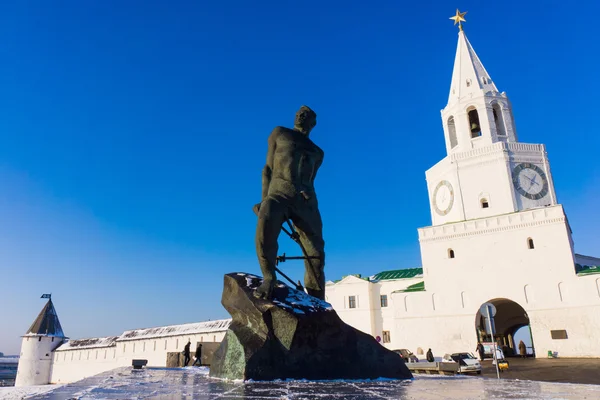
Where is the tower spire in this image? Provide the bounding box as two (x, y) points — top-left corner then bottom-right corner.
(447, 17), (498, 106)
(25, 296), (65, 337)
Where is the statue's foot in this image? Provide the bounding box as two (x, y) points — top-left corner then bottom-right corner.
(306, 288), (325, 301)
(254, 279), (275, 300)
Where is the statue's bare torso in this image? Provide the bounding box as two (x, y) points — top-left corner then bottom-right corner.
(267, 126), (324, 200)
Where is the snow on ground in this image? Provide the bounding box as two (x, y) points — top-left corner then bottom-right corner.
(14, 366), (599, 399)
(0, 384), (62, 400)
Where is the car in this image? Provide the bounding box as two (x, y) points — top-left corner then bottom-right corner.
(442, 352), (482, 374)
(393, 349), (419, 363)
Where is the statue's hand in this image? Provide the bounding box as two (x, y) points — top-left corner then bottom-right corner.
(252, 202), (261, 216)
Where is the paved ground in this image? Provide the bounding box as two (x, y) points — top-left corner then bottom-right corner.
(480, 357), (600, 385)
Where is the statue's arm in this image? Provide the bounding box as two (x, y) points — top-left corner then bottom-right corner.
(261, 129), (279, 201)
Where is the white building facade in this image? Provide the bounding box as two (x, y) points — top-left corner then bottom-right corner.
(326, 27), (600, 358)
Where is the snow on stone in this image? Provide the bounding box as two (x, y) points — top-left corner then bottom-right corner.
(283, 286), (333, 312)
(118, 318), (231, 341)
(55, 336), (119, 351)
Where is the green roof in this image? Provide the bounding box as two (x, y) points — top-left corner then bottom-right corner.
(576, 264), (600, 276)
(371, 268), (423, 281)
(393, 281), (425, 293)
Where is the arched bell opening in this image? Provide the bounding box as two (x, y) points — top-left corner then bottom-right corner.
(447, 116), (458, 149)
(467, 107), (482, 138)
(492, 103), (506, 136)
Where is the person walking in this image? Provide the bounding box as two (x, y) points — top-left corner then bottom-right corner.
(518, 340), (527, 358)
(476, 342), (485, 361)
(426, 348), (434, 362)
(183, 340), (191, 367)
(193, 344), (203, 366)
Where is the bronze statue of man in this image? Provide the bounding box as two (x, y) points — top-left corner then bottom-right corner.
(254, 105), (325, 300)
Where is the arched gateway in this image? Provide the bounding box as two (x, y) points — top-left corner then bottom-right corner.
(474, 298), (534, 357)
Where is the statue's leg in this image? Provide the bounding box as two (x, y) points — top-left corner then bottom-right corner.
(255, 196), (287, 299)
(290, 204), (325, 300)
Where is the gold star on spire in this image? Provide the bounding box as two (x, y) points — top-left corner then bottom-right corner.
(449, 9), (467, 31)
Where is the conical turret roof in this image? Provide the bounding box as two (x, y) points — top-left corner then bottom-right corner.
(447, 30), (498, 105)
(25, 299), (65, 337)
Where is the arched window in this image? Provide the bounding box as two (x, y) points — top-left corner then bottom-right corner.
(447, 116), (458, 148)
(448, 249), (455, 259)
(480, 198), (489, 208)
(558, 282), (565, 302)
(492, 103), (506, 136)
(461, 291), (467, 308)
(432, 293), (437, 311)
(467, 107), (481, 138)
(524, 284), (531, 303)
(527, 238), (535, 249)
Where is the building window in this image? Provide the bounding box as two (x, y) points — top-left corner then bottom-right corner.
(123, 344), (126, 353)
(143, 342), (146, 352)
(466, 79), (471, 87)
(481, 198), (489, 208)
(527, 238), (535, 249)
(213, 335), (216, 342)
(154, 341), (156, 351)
(380, 295), (388, 308)
(447, 116), (458, 149)
(38, 337), (42, 342)
(348, 295), (357, 309)
(448, 249), (455, 259)
(164, 340), (167, 350)
(550, 330), (568, 340)
(382, 331), (391, 343)
(468, 108), (481, 138)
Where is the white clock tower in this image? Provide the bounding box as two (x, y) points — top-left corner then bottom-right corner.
(427, 23), (558, 226)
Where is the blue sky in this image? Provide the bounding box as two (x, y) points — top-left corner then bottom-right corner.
(1, 1), (599, 354)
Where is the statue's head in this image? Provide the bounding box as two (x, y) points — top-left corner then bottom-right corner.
(294, 105), (317, 135)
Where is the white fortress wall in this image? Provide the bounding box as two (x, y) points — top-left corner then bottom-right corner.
(50, 319), (230, 384)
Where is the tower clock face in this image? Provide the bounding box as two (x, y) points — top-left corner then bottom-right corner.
(432, 180), (454, 216)
(512, 163), (549, 200)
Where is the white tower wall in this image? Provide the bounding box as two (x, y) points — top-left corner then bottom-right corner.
(15, 335), (63, 386)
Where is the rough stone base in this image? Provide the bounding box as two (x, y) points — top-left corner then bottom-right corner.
(209, 272), (412, 381)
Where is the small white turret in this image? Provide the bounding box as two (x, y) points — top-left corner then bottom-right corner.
(15, 295), (66, 386)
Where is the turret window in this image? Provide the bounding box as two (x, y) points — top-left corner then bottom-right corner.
(481, 198), (489, 208)
(467, 108), (482, 138)
(448, 249), (455, 259)
(447, 116), (458, 148)
(527, 238), (535, 249)
(492, 103), (506, 136)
